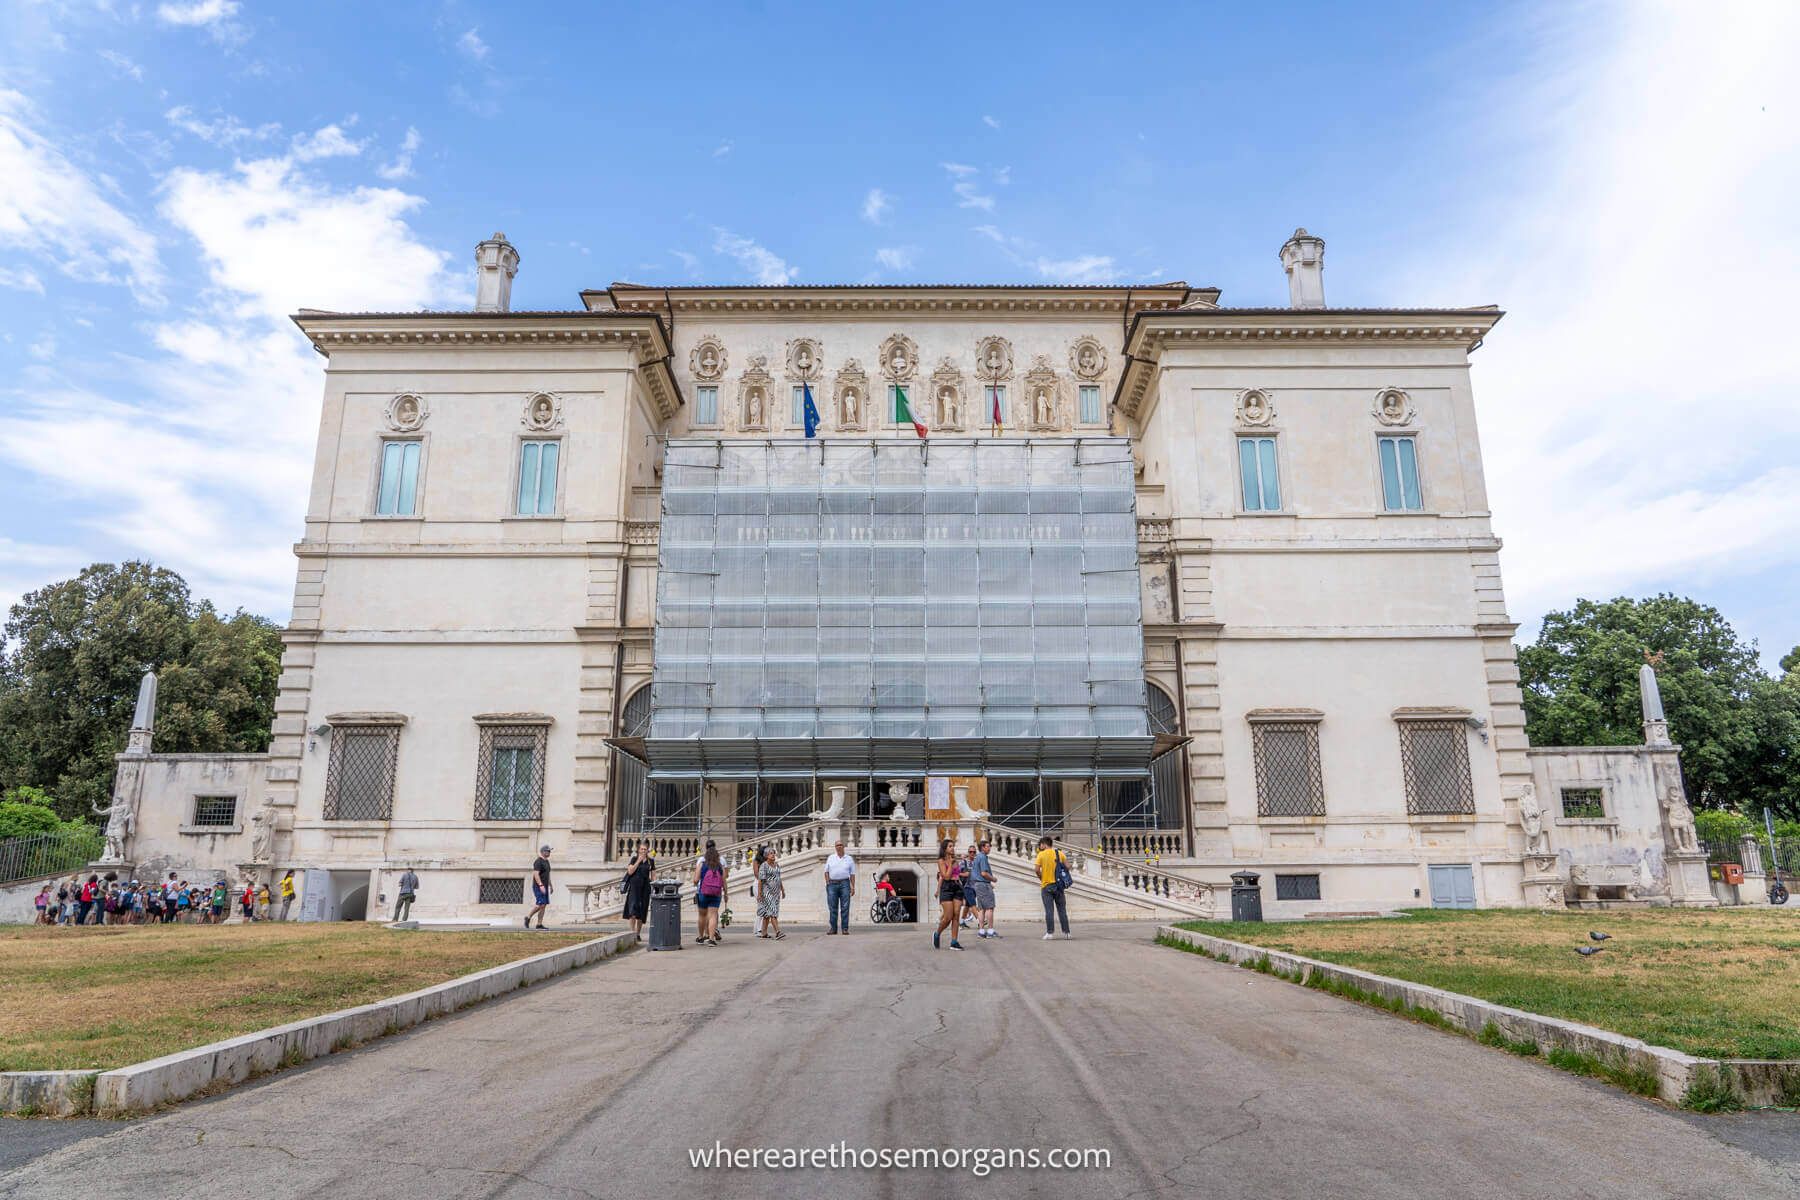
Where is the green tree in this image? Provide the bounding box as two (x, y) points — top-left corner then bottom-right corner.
(1518, 595), (1797, 815)
(0, 562), (282, 821)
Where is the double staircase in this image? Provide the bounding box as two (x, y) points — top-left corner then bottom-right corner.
(571, 818), (1216, 923)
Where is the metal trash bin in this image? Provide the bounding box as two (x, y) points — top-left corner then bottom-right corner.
(648, 879), (683, 951)
(1230, 870), (1263, 922)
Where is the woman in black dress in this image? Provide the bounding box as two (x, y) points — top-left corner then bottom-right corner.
(621, 839), (654, 936)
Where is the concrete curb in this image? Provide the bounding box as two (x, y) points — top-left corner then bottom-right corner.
(1157, 924), (1800, 1109)
(1, 929), (636, 1117)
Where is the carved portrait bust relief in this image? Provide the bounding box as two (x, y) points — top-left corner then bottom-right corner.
(385, 393), (429, 432)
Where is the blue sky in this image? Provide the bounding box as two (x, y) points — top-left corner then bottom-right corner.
(1, 0), (1797, 669)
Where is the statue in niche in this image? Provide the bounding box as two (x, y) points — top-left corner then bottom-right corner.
(796, 344), (814, 374)
(700, 345), (719, 376)
(890, 345), (910, 377)
(1078, 344), (1099, 375)
(1664, 785), (1700, 854)
(745, 388), (764, 428)
(937, 387), (959, 428)
(1034, 387), (1055, 428)
(985, 344), (1005, 374)
(1517, 783), (1548, 856)
(250, 800), (275, 864)
(841, 387), (860, 427)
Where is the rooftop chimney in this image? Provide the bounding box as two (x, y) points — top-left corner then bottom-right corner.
(474, 232), (520, 313)
(1279, 228), (1325, 309)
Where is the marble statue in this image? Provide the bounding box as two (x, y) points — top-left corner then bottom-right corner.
(1664, 785), (1699, 854)
(841, 387), (860, 427)
(699, 346), (718, 375)
(250, 800), (275, 863)
(938, 387), (959, 428)
(1078, 344), (1099, 375)
(952, 784), (988, 820)
(985, 344), (1004, 374)
(886, 779), (911, 822)
(810, 785), (848, 821)
(890, 347), (909, 376)
(746, 388), (764, 428)
(1034, 388), (1054, 427)
(1517, 783), (1548, 855)
(92, 786), (136, 864)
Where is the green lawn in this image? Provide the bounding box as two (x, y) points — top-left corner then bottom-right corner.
(0, 923), (591, 1071)
(1178, 907), (1800, 1060)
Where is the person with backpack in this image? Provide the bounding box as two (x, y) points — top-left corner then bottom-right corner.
(393, 866), (420, 923)
(1034, 835), (1072, 939)
(33, 885), (50, 925)
(932, 838), (965, 951)
(692, 841), (727, 946)
(526, 846), (553, 930)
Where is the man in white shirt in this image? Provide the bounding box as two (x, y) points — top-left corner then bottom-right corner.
(823, 841), (857, 935)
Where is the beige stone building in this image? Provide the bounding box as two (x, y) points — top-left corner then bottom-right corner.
(96, 229), (1721, 924)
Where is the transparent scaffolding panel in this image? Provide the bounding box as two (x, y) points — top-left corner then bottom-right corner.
(648, 438), (1149, 776)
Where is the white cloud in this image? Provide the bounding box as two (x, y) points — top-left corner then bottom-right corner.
(974, 224), (1122, 283)
(0, 90), (163, 304)
(99, 50), (144, 81)
(670, 248), (701, 277)
(0, 537), (88, 621)
(712, 141), (732, 158)
(156, 0), (239, 26)
(376, 126), (421, 180)
(165, 105), (280, 146)
(290, 123), (365, 162)
(457, 28), (489, 61)
(28, 333), (55, 360)
(941, 162), (994, 211)
(982, 115), (1000, 129)
(874, 246), (915, 272)
(0, 266), (44, 293)
(0, 129), (465, 618)
(861, 187), (890, 225)
(1389, 2), (1800, 633)
(939, 162), (978, 178)
(712, 228), (796, 285)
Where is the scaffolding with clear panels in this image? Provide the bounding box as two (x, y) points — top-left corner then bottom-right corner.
(622, 436), (1161, 839)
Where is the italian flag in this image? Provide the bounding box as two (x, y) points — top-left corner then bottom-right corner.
(895, 383), (928, 439)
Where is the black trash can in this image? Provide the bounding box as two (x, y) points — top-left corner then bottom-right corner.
(648, 879), (683, 951)
(1230, 870), (1263, 923)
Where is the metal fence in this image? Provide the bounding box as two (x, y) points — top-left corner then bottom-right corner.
(0, 828), (105, 886)
(1701, 837), (1800, 880)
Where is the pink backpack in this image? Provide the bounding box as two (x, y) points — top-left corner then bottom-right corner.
(699, 863), (723, 897)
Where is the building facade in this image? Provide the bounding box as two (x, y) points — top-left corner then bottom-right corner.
(99, 229), (1719, 922)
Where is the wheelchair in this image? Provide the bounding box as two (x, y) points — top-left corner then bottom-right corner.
(869, 893), (911, 923)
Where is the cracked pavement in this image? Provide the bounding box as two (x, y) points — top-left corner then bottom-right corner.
(2, 922), (1796, 1199)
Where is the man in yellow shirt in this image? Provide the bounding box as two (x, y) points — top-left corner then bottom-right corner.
(1034, 836), (1070, 940)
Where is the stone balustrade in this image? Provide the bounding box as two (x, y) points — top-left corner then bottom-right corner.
(1097, 830), (1184, 859)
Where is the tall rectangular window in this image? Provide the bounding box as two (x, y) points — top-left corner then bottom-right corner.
(1078, 385), (1102, 425)
(476, 721), (548, 820)
(1238, 437), (1281, 511)
(791, 384), (807, 425)
(1251, 717), (1325, 816)
(376, 440), (421, 516)
(1397, 719), (1475, 815)
(324, 724), (400, 820)
(985, 385), (1005, 428)
(516, 440), (560, 515)
(695, 386), (718, 425)
(1378, 436), (1423, 511)
(890, 384), (904, 424)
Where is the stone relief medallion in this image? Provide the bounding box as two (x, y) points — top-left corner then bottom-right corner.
(834, 359), (870, 431)
(786, 337), (823, 382)
(521, 391), (563, 431)
(974, 335), (1013, 383)
(878, 333), (920, 383)
(929, 358), (966, 431)
(689, 336), (728, 382)
(738, 354), (773, 431)
(1372, 386), (1415, 427)
(1023, 355), (1062, 431)
(1235, 388), (1276, 427)
(1069, 336), (1107, 381)
(385, 393), (428, 432)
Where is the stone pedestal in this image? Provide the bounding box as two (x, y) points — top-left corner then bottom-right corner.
(1664, 853), (1720, 907)
(1521, 853), (1565, 908)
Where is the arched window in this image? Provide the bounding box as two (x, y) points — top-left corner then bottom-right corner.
(621, 685), (652, 737)
(1148, 683), (1179, 736)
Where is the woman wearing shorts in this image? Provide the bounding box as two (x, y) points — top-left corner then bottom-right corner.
(933, 839), (965, 951)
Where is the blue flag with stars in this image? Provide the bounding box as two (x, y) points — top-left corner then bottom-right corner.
(802, 380), (820, 438)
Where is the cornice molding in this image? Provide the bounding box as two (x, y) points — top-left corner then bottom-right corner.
(595, 285), (1203, 319)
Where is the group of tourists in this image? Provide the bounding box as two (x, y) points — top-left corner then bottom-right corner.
(32, 870), (301, 926)
(610, 832), (1075, 948)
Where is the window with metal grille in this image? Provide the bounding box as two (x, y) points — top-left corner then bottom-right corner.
(477, 877), (524, 905)
(191, 795), (237, 827)
(1251, 719), (1325, 817)
(1560, 787), (1606, 820)
(324, 724), (400, 820)
(475, 722), (548, 821)
(1147, 684), (1179, 736)
(1275, 873), (1321, 901)
(1397, 720), (1475, 815)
